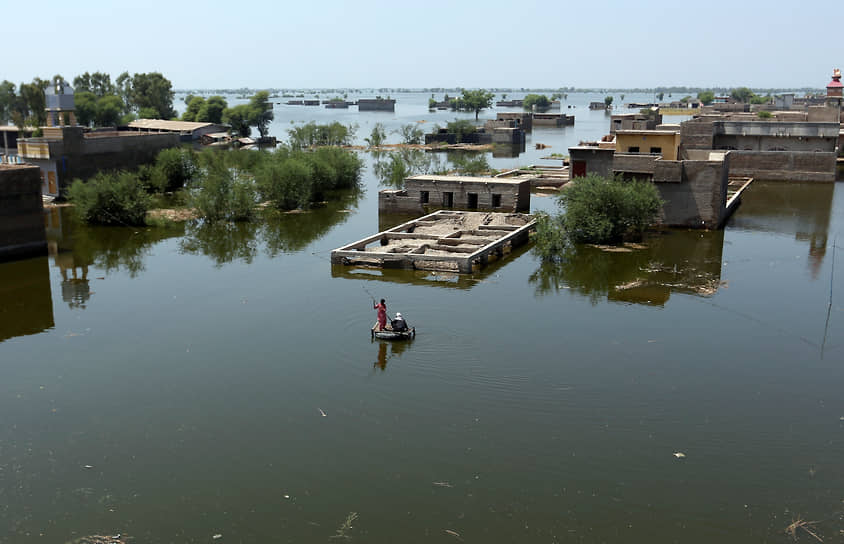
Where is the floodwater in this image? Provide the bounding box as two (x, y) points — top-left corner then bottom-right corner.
(1, 93), (843, 543)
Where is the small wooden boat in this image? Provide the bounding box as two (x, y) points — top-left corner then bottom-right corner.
(372, 327), (415, 340)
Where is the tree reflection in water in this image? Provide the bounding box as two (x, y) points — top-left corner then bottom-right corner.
(530, 230), (725, 306)
(48, 207), (185, 280)
(180, 188), (361, 266)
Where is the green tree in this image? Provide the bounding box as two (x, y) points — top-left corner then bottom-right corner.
(396, 123), (424, 144)
(150, 147), (197, 192)
(95, 95), (124, 126)
(697, 91), (715, 105)
(74, 91), (98, 126)
(19, 78), (49, 127)
(189, 152), (256, 222)
(197, 96), (227, 124)
(523, 94), (551, 112)
(0, 80), (16, 124)
(452, 89), (495, 120)
(445, 119), (477, 141)
(115, 71), (132, 110)
(73, 72), (115, 97)
(67, 171), (151, 226)
(533, 174), (663, 259)
(138, 107), (159, 119)
(182, 95), (205, 122)
(129, 72), (176, 119)
(223, 104), (252, 137)
(257, 157), (313, 210)
(730, 87), (754, 103)
(604, 95), (613, 108)
(365, 123), (387, 147)
(561, 174), (661, 245)
(287, 122), (355, 149)
(657, 92), (664, 101)
(247, 91), (273, 137)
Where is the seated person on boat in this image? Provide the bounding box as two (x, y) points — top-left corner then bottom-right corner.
(391, 312), (408, 332)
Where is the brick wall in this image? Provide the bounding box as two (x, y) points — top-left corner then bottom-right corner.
(653, 157), (728, 228)
(379, 177), (529, 213)
(680, 117), (715, 151)
(728, 151), (837, 181)
(612, 153), (659, 175)
(56, 133), (180, 193)
(0, 165), (47, 261)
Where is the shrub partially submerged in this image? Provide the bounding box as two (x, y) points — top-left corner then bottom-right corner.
(189, 153), (256, 222)
(67, 171), (151, 226)
(535, 174), (662, 260)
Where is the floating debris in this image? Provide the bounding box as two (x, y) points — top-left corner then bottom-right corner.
(212, 535), (222, 540)
(319, 408), (327, 417)
(83, 465), (94, 469)
(65, 534), (129, 544)
(673, 452), (686, 459)
(445, 529), (463, 540)
(785, 516), (823, 542)
(330, 512), (358, 540)
(432, 481), (453, 488)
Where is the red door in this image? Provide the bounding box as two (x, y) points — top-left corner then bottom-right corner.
(572, 160), (586, 177)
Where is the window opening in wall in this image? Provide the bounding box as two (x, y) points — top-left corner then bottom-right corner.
(628, 146), (640, 153)
(420, 191), (429, 203)
(492, 193), (502, 208)
(442, 192), (453, 207)
(650, 147), (662, 154)
(467, 193), (478, 209)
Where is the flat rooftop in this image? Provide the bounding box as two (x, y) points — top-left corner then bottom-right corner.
(615, 129), (680, 136)
(128, 119), (219, 132)
(406, 174), (529, 185)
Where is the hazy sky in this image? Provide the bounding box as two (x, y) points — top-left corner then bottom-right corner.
(5, 0), (841, 90)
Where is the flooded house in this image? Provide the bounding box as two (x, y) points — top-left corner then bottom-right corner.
(126, 119), (228, 142)
(357, 98), (396, 112)
(378, 174), (531, 215)
(16, 126), (179, 197)
(0, 164), (47, 261)
(532, 113), (575, 127)
(570, 127), (744, 229)
(331, 210), (536, 273)
(610, 111), (663, 133)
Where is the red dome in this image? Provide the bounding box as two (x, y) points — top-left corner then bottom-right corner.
(828, 79), (844, 88)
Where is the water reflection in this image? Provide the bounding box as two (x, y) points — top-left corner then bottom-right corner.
(530, 230), (725, 306)
(0, 256), (54, 342)
(46, 207), (185, 282)
(371, 337), (413, 371)
(491, 142), (526, 158)
(331, 243), (531, 290)
(728, 182), (834, 279)
(181, 189), (361, 266)
(371, 149), (448, 188)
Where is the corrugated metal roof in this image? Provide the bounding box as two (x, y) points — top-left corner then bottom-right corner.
(128, 119), (216, 132)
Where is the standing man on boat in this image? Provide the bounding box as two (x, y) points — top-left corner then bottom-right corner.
(373, 298), (388, 331)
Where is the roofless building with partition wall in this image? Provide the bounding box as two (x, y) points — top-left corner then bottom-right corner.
(331, 210), (536, 273)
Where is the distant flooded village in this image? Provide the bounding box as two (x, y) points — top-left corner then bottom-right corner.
(1, 62), (844, 544)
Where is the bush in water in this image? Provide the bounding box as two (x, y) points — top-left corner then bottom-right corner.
(67, 171), (151, 226)
(534, 174), (663, 260)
